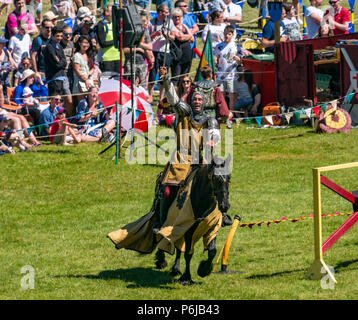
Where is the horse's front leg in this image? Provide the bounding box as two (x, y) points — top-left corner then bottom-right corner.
(155, 249), (168, 269)
(178, 224), (197, 285)
(171, 248), (182, 276)
(197, 237), (217, 278)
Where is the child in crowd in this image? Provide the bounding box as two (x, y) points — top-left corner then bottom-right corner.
(50, 107), (81, 145)
(214, 25), (248, 113)
(233, 72), (253, 118)
(22, 87), (39, 109)
(282, 3), (302, 41)
(8, 23), (31, 68)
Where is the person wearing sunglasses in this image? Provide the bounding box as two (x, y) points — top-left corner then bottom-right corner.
(38, 92), (63, 139)
(323, 0), (350, 35)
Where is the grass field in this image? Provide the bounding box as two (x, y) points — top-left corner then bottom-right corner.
(1, 1), (358, 301)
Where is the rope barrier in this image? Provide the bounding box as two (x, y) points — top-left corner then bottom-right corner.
(239, 211), (354, 229)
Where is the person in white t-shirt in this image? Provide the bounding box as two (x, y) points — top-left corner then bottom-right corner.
(201, 10), (227, 48)
(214, 25), (246, 112)
(222, 0), (242, 26)
(8, 23), (31, 68)
(281, 3), (302, 41)
(305, 0), (324, 39)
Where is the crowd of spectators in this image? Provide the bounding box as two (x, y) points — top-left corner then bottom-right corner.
(0, 0), (352, 154)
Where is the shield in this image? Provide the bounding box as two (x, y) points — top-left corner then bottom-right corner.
(98, 78), (154, 132)
(268, 1), (283, 23)
(280, 42), (297, 64)
(316, 105), (352, 133)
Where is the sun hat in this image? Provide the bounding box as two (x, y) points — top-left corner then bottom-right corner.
(21, 69), (35, 82)
(77, 6), (92, 19)
(22, 87), (34, 96)
(43, 11), (58, 21)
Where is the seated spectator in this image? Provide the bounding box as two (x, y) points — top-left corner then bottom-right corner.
(0, 108), (41, 148)
(30, 18), (53, 77)
(233, 72), (253, 118)
(5, 0), (38, 40)
(261, 8), (288, 53)
(8, 23), (31, 69)
(13, 69), (47, 126)
(0, 36), (16, 106)
(244, 69), (261, 116)
(51, 0), (76, 19)
(13, 56), (32, 88)
(282, 3), (302, 41)
(38, 93), (62, 139)
(22, 87), (39, 109)
(49, 107), (83, 145)
(13, 69), (47, 105)
(75, 86), (116, 142)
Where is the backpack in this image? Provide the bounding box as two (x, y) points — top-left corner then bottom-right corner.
(5, 12), (31, 40)
(94, 20), (108, 47)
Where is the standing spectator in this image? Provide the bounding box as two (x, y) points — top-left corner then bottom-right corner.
(305, 0), (324, 39)
(5, 0), (38, 39)
(214, 25), (245, 113)
(0, 36), (16, 106)
(26, 0), (42, 24)
(170, 8), (193, 88)
(51, 0), (76, 19)
(201, 10), (227, 49)
(43, 26), (68, 101)
(282, 3), (302, 41)
(61, 25), (75, 116)
(323, 0), (350, 35)
(8, 23), (31, 69)
(175, 1), (199, 41)
(30, 18), (53, 77)
(156, 0), (173, 12)
(0, 0), (11, 17)
(43, 11), (58, 26)
(73, 8), (97, 48)
(148, 4), (176, 102)
(95, 5), (121, 74)
(222, 0), (242, 26)
(72, 35), (95, 103)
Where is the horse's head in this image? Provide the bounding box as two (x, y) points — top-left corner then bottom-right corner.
(209, 154), (231, 213)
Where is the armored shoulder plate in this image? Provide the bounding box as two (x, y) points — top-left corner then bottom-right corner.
(174, 100), (191, 116)
(207, 116), (219, 130)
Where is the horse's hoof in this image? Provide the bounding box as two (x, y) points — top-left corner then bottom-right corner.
(170, 268), (182, 277)
(155, 260), (168, 269)
(197, 260), (213, 278)
(178, 278), (195, 286)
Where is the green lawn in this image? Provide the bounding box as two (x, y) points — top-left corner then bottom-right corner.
(1, 124), (358, 300)
(1, 0), (358, 301)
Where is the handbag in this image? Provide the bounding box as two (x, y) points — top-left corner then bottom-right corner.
(170, 41), (183, 62)
(78, 77), (94, 93)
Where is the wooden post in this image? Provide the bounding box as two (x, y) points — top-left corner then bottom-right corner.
(305, 168), (336, 283)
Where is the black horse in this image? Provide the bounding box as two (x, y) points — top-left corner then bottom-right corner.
(155, 155), (231, 285)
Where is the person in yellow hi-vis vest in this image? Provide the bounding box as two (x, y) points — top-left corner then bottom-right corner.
(95, 5), (121, 73)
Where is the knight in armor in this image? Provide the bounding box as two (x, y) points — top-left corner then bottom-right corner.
(153, 66), (232, 231)
(188, 66), (231, 125)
